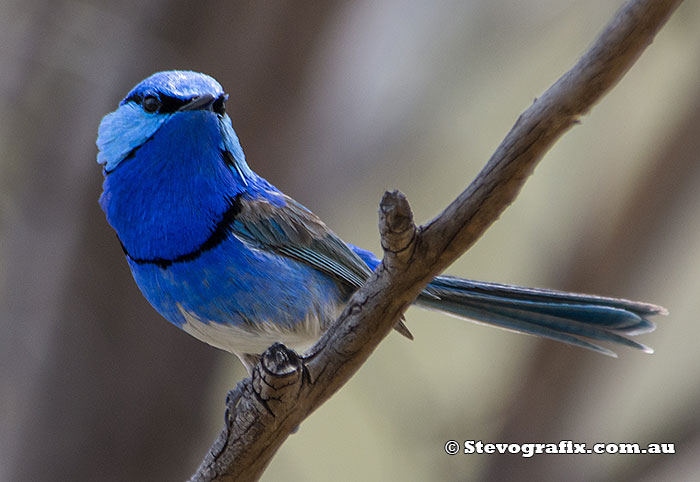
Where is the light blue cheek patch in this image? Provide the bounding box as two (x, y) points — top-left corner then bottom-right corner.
(96, 103), (170, 171)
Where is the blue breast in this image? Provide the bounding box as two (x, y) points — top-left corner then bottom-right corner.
(100, 110), (244, 261)
(128, 234), (345, 330)
(102, 109), (347, 332)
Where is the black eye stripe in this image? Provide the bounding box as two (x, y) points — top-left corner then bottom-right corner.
(212, 95), (226, 115)
(123, 93), (141, 105)
(157, 95), (188, 113)
(124, 93), (226, 114)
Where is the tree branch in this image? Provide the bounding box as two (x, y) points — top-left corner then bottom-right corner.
(190, 1), (682, 480)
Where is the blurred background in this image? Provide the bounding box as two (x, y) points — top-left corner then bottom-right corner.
(1, 1), (699, 481)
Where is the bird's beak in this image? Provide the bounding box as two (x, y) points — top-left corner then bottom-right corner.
(178, 94), (216, 111)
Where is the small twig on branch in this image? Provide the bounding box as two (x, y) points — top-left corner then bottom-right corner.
(190, 1), (682, 481)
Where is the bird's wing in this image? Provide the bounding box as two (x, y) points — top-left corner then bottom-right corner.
(227, 190), (415, 340)
(230, 191), (373, 289)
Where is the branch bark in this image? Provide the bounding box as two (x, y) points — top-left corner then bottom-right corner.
(190, 1), (682, 480)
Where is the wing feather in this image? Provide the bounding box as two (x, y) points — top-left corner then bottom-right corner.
(231, 192), (372, 289)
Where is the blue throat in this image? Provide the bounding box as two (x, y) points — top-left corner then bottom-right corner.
(100, 111), (251, 263)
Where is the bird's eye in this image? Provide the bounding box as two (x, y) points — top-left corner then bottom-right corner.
(142, 95), (161, 114)
(212, 95), (227, 116)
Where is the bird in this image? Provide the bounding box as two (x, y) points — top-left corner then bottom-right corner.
(97, 70), (666, 373)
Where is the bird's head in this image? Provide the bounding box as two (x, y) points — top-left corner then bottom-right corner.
(97, 71), (256, 261)
(97, 70), (244, 173)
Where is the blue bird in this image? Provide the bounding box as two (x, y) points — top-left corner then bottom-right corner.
(97, 71), (666, 373)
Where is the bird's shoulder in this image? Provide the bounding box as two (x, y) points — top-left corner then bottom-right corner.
(232, 188), (372, 288)
(235, 189), (329, 247)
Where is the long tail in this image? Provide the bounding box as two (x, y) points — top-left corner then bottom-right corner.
(416, 276), (666, 357)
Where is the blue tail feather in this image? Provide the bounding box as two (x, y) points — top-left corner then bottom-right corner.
(415, 276), (663, 356)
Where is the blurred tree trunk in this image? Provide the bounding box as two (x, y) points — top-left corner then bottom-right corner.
(1, 2), (218, 481)
(0, 1), (340, 481)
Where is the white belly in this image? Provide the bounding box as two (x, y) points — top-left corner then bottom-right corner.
(176, 302), (342, 358)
